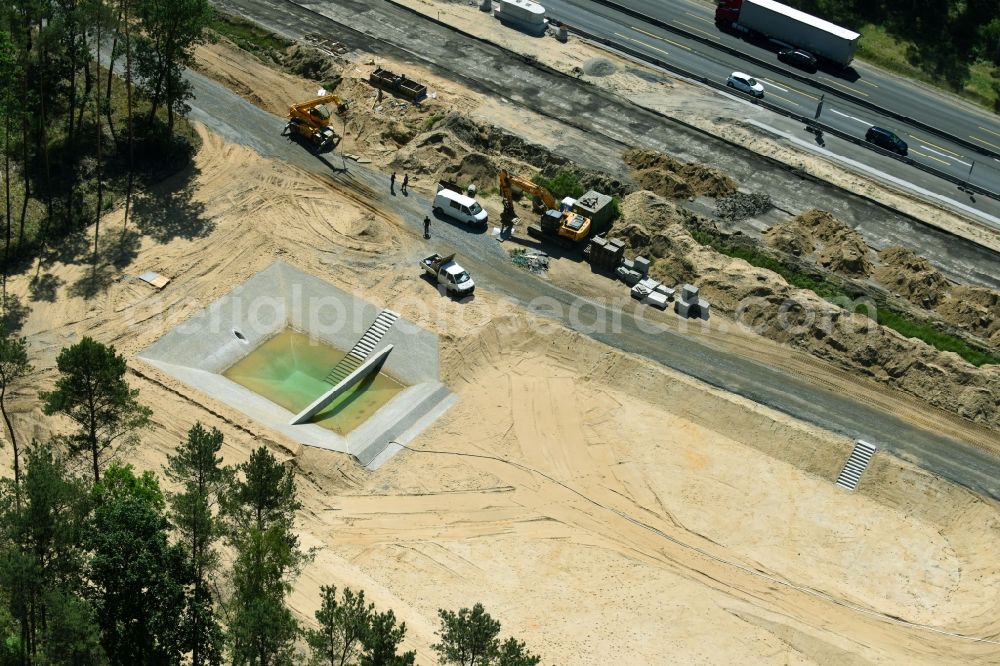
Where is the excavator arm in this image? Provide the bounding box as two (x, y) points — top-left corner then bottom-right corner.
(498, 169), (556, 212)
(288, 93), (349, 126)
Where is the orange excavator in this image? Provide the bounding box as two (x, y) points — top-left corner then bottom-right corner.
(498, 169), (591, 243)
(284, 93), (349, 151)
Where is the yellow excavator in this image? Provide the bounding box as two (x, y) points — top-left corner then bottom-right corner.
(498, 169), (591, 243)
(284, 93), (349, 151)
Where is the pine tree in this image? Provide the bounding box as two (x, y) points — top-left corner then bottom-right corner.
(40, 337), (151, 482)
(87, 464), (189, 664)
(223, 447), (306, 665)
(165, 423), (229, 666)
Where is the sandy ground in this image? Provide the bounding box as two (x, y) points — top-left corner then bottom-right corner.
(3, 123), (999, 664)
(390, 0), (1000, 255)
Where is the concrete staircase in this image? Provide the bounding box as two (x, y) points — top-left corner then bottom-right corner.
(324, 309), (399, 385)
(835, 439), (877, 491)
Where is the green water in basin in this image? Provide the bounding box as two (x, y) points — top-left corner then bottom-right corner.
(223, 328), (404, 435)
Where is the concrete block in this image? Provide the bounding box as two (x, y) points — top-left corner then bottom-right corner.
(638, 277), (660, 292)
(643, 291), (669, 310)
(615, 266), (631, 282)
(674, 300), (690, 317)
(623, 270), (643, 286)
(698, 299), (711, 320)
(622, 258), (635, 271)
(682, 284), (699, 302)
(654, 284), (675, 298)
(634, 256), (650, 276)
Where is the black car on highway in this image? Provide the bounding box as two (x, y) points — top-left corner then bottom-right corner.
(865, 127), (908, 156)
(777, 48), (818, 72)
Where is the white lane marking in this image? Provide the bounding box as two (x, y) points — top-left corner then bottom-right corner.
(921, 145), (970, 166)
(760, 78), (789, 92)
(829, 108), (872, 125)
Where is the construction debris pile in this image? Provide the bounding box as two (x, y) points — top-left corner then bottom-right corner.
(714, 191), (774, 221)
(509, 248), (550, 273)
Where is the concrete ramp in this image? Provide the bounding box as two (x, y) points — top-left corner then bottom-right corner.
(290, 345), (393, 425)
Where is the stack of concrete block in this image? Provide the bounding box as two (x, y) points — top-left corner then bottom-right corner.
(674, 284), (710, 320)
(586, 235), (625, 271)
(633, 256), (650, 276)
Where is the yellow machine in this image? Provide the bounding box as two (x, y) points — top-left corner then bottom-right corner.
(497, 169), (591, 242)
(284, 93), (349, 151)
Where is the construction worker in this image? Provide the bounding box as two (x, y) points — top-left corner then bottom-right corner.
(390, 171), (396, 194)
(401, 173), (409, 195)
(423, 215), (431, 239)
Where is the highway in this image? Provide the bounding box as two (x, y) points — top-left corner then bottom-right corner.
(543, 0), (1000, 201)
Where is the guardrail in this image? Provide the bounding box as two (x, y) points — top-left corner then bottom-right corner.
(582, 0), (1000, 162)
(564, 24), (1000, 202)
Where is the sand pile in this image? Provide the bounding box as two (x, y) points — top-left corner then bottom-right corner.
(764, 209), (872, 277)
(614, 192), (1000, 428)
(623, 148), (738, 199)
(873, 246), (953, 309)
(935, 285), (1000, 347)
(582, 57), (618, 77)
(388, 113), (561, 189)
(280, 44), (345, 83)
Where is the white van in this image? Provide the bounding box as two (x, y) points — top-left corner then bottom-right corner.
(433, 187), (488, 226)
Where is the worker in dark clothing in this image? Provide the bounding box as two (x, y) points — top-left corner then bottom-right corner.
(390, 171), (396, 195)
(401, 173), (409, 195)
(423, 215), (431, 239)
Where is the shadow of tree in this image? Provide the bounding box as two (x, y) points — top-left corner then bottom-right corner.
(29, 273), (64, 302)
(44, 229), (93, 266)
(131, 166), (214, 243)
(67, 264), (117, 301)
(0, 294), (31, 333)
(106, 228), (142, 269)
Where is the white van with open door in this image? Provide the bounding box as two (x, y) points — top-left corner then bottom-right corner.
(433, 187), (489, 226)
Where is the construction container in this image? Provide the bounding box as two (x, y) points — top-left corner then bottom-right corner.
(369, 67), (428, 103)
(573, 190), (615, 235)
(495, 0), (548, 36)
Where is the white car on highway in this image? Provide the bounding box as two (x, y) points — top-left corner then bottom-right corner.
(727, 71), (765, 98)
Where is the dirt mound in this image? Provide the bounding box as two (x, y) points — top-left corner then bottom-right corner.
(280, 44), (344, 82)
(764, 210), (872, 277)
(873, 246), (952, 308)
(434, 114), (558, 169)
(612, 191), (1000, 429)
(935, 285), (1000, 347)
(441, 152), (498, 189)
(623, 148), (737, 199)
(762, 223), (812, 257)
(583, 57), (618, 77)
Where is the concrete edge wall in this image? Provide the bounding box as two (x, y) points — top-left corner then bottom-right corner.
(139, 261), (439, 383)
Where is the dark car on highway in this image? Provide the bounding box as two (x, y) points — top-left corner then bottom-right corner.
(865, 126), (908, 156)
(777, 48), (817, 72)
